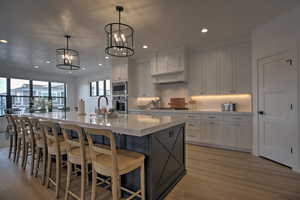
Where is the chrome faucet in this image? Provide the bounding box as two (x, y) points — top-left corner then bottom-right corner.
(98, 95), (109, 110)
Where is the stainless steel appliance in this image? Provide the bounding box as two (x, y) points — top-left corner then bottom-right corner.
(112, 81), (128, 114)
(221, 102), (237, 112)
(112, 81), (127, 96)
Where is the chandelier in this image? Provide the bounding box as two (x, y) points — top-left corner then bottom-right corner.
(56, 35), (80, 70)
(105, 6), (134, 57)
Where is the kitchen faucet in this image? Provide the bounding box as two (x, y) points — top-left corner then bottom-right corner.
(98, 95), (109, 111)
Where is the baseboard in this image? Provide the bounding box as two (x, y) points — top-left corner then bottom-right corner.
(186, 141), (252, 153)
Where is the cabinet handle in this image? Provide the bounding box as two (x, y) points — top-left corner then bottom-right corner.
(208, 116), (216, 119)
(233, 117), (242, 120)
(209, 122), (215, 125)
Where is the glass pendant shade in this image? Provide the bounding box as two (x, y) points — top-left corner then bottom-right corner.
(56, 35), (80, 70)
(105, 6), (134, 57)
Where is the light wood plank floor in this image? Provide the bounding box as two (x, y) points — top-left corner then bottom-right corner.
(1, 145), (300, 200)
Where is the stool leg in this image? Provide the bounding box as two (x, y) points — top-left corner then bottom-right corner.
(86, 163), (89, 186)
(91, 167), (97, 200)
(30, 143), (36, 175)
(55, 153), (61, 198)
(35, 148), (41, 177)
(22, 142), (28, 169)
(42, 147), (47, 185)
(8, 135), (13, 159)
(46, 154), (52, 188)
(21, 141), (26, 168)
(13, 134), (18, 162)
(140, 163), (145, 200)
(112, 175), (120, 200)
(16, 138), (21, 164)
(80, 162), (86, 200)
(64, 161), (72, 200)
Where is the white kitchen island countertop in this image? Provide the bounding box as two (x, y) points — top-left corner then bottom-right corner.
(129, 109), (252, 115)
(24, 112), (185, 137)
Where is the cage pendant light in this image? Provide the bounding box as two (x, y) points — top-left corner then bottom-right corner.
(56, 35), (80, 70)
(105, 6), (134, 57)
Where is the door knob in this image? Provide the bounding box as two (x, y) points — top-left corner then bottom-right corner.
(258, 111), (265, 115)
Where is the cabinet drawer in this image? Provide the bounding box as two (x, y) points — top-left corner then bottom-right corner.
(223, 115), (251, 123)
(185, 114), (201, 120)
(202, 114), (222, 121)
(186, 121), (201, 129)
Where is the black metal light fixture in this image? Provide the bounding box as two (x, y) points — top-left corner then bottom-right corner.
(56, 35), (80, 70)
(105, 6), (134, 57)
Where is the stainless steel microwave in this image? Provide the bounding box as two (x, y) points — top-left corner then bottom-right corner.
(112, 81), (127, 96)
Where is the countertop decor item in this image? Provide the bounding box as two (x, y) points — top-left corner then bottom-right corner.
(104, 5), (134, 57)
(168, 98), (188, 109)
(78, 99), (86, 116)
(56, 35), (80, 71)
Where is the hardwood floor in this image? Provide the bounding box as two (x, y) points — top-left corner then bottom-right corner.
(1, 145), (300, 200)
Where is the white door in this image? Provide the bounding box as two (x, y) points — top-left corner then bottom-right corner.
(258, 50), (297, 167)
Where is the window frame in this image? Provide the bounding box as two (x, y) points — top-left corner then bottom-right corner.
(89, 80), (111, 97)
(0, 77), (67, 116)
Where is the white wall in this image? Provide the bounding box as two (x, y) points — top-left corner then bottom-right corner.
(74, 67), (112, 113)
(252, 6), (300, 172)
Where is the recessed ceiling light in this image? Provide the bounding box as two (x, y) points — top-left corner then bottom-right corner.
(0, 40), (8, 44)
(82, 67), (86, 70)
(68, 71), (72, 74)
(201, 28), (208, 33)
(105, 56), (109, 59)
(34, 65), (39, 69)
(45, 60), (51, 64)
(98, 63), (102, 66)
(142, 45), (148, 49)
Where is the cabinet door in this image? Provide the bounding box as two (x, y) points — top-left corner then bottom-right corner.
(221, 122), (239, 147)
(186, 121), (200, 142)
(166, 49), (183, 72)
(219, 48), (234, 94)
(238, 124), (252, 149)
(203, 52), (218, 94)
(233, 43), (251, 93)
(150, 54), (158, 75)
(205, 120), (222, 145)
(156, 53), (168, 74)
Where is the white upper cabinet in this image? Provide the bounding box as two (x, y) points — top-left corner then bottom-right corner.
(112, 59), (128, 82)
(188, 41), (251, 95)
(151, 47), (186, 83)
(132, 59), (159, 97)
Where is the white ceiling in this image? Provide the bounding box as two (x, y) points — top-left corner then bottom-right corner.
(0, 0), (299, 77)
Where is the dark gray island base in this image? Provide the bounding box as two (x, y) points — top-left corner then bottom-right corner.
(95, 123), (186, 200)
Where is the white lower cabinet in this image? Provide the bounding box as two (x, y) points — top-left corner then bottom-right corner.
(185, 114), (252, 152)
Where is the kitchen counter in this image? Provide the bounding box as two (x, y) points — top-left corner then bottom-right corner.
(129, 109), (252, 115)
(25, 111), (186, 200)
(26, 111), (185, 137)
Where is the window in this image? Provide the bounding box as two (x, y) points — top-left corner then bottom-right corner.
(90, 81), (97, 97)
(11, 78), (30, 113)
(0, 77), (66, 116)
(51, 82), (66, 111)
(0, 77), (7, 115)
(90, 80), (111, 97)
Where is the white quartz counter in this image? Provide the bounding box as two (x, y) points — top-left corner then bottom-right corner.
(129, 109), (252, 116)
(25, 112), (185, 137)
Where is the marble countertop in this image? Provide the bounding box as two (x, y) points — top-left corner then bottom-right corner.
(129, 109), (252, 115)
(24, 112), (185, 137)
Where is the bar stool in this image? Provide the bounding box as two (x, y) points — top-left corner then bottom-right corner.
(20, 117), (37, 173)
(40, 120), (68, 198)
(14, 116), (26, 166)
(84, 128), (145, 200)
(59, 123), (91, 200)
(29, 117), (48, 184)
(6, 114), (17, 161)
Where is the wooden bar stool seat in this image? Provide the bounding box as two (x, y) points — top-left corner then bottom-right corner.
(68, 146), (91, 165)
(84, 128), (145, 200)
(93, 149), (144, 176)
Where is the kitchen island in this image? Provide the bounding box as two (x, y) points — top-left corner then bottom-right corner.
(27, 112), (186, 200)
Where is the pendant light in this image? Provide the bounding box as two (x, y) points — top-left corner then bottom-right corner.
(105, 6), (134, 57)
(56, 35), (80, 70)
